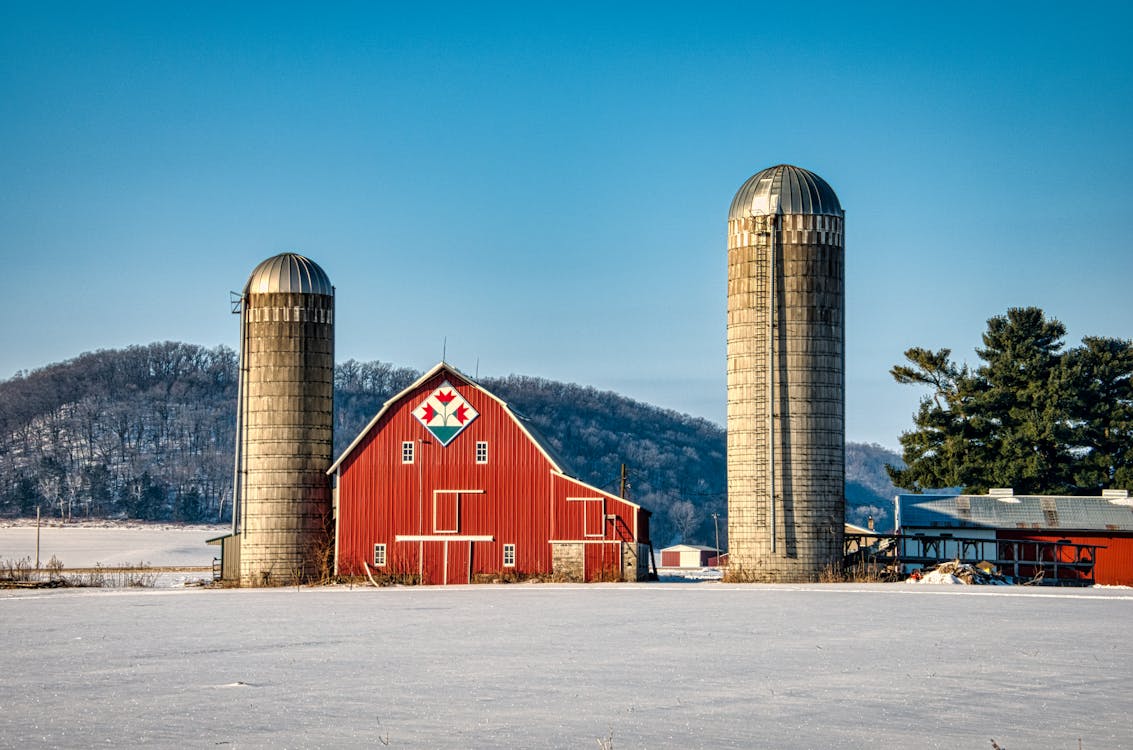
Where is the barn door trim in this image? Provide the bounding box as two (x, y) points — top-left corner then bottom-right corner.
(395, 535), (494, 542)
(567, 496), (607, 538)
(431, 489), (484, 534)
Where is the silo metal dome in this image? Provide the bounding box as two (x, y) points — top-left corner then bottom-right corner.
(728, 164), (843, 220)
(244, 252), (334, 296)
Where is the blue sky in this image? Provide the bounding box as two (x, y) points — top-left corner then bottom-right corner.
(2, 2), (1131, 450)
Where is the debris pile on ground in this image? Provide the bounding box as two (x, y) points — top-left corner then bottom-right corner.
(907, 560), (1011, 585)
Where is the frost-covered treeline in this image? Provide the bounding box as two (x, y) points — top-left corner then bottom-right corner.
(0, 346), (420, 523)
(845, 442), (903, 531)
(0, 343), (237, 522)
(0, 343), (899, 540)
(483, 374), (728, 547)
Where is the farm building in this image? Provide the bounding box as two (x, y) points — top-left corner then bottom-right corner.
(895, 490), (1133, 585)
(329, 362), (652, 584)
(659, 544), (719, 568)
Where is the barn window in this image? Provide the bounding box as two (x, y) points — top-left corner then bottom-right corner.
(402, 441), (414, 464)
(476, 441), (488, 464)
(503, 544), (516, 567)
(374, 544), (387, 567)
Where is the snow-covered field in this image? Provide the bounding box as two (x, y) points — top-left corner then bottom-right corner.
(2, 584), (1130, 748)
(2, 525), (1132, 748)
(0, 522), (224, 570)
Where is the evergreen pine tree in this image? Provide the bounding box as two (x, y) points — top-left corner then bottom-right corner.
(1065, 336), (1133, 490)
(889, 307), (1091, 494)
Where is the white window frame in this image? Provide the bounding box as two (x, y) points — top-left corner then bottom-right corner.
(402, 441), (414, 464)
(374, 543), (387, 568)
(503, 543), (516, 568)
(476, 441), (488, 464)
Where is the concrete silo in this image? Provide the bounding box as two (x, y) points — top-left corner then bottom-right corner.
(726, 165), (845, 581)
(232, 252), (335, 586)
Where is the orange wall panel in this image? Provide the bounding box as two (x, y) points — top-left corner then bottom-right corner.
(999, 531), (1133, 586)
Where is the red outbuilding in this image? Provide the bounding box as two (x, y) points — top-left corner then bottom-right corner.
(329, 363), (651, 584)
(659, 544), (718, 568)
(895, 490), (1133, 585)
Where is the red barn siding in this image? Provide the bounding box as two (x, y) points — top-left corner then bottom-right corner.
(585, 542), (622, 581)
(333, 365), (648, 584)
(998, 530), (1133, 586)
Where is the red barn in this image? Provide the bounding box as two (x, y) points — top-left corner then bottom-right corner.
(329, 363), (651, 584)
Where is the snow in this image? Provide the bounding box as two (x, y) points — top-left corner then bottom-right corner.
(2, 525), (1132, 748)
(2, 584), (1130, 748)
(909, 561), (1018, 586)
(913, 569), (964, 585)
(0, 522), (224, 569)
(657, 566), (724, 582)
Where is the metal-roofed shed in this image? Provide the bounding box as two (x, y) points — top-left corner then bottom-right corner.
(896, 492), (1133, 585)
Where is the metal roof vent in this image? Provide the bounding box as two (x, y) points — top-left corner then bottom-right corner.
(955, 496), (971, 519)
(988, 488), (1015, 497)
(1040, 498), (1059, 527)
(1104, 489), (1133, 506)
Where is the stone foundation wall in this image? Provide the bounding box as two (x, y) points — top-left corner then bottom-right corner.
(551, 542), (585, 582)
(622, 543), (649, 582)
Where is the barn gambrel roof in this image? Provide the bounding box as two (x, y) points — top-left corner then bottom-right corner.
(896, 493), (1133, 533)
(327, 362), (639, 511)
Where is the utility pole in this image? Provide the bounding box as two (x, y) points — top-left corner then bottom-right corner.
(711, 512), (721, 565)
(619, 464), (628, 500)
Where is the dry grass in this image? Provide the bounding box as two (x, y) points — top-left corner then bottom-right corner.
(1, 556), (33, 583)
(590, 566), (625, 583)
(0, 557), (158, 588)
(722, 564), (772, 583)
(367, 570), (423, 586)
(472, 569), (528, 584)
(306, 513), (336, 584)
(721, 560), (900, 583)
(820, 561), (901, 583)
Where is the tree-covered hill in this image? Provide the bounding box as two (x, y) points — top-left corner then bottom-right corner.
(0, 343), (900, 544)
(0, 343), (238, 524)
